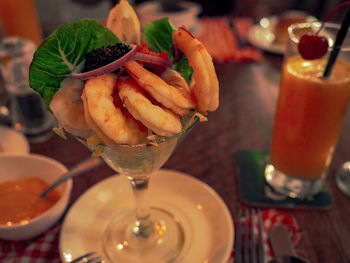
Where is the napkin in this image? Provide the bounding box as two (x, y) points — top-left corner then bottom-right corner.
(228, 209), (301, 263)
(196, 17), (263, 63)
(0, 224), (60, 263)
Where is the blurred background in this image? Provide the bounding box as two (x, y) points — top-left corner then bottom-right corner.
(32, 0), (348, 37)
(0, 0), (346, 39)
(0, 0), (338, 40)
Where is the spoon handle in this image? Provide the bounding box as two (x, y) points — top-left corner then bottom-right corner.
(40, 156), (103, 198)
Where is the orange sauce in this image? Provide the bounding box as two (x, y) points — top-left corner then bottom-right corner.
(0, 177), (61, 226)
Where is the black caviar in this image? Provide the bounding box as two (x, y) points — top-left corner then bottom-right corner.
(83, 43), (131, 72)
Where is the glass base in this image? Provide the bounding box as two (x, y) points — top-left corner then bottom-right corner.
(264, 164), (325, 199)
(335, 162), (350, 197)
(103, 207), (184, 263)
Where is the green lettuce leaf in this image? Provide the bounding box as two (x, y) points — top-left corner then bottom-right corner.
(144, 18), (193, 82)
(144, 18), (175, 60)
(173, 55), (193, 82)
(29, 19), (119, 108)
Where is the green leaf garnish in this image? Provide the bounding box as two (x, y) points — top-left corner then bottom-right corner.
(29, 19), (119, 108)
(144, 18), (175, 60)
(173, 55), (193, 82)
(144, 18), (193, 83)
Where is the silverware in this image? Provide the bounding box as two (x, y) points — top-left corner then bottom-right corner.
(234, 208), (265, 263)
(40, 156), (103, 199)
(71, 251), (103, 263)
(268, 224), (308, 263)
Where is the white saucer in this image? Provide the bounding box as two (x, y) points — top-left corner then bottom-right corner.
(60, 169), (234, 263)
(136, 1), (202, 34)
(247, 15), (317, 55)
(0, 126), (29, 154)
(247, 16), (285, 55)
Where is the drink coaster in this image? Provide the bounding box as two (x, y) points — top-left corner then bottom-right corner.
(235, 150), (332, 209)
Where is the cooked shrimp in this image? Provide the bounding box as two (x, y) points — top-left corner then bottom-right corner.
(49, 77), (92, 137)
(172, 26), (219, 113)
(124, 60), (195, 116)
(82, 73), (147, 145)
(159, 68), (195, 108)
(118, 77), (182, 137)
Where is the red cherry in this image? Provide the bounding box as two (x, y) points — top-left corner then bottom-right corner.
(298, 34), (329, 60)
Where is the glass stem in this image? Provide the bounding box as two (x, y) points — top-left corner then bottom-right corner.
(128, 176), (154, 238)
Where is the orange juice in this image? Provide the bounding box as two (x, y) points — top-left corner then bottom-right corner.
(0, 0), (42, 46)
(270, 55), (350, 180)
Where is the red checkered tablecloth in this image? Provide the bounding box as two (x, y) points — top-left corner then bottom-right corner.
(0, 209), (300, 263)
(228, 209), (301, 263)
(0, 224), (61, 263)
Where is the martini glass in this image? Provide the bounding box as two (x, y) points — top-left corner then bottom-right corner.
(75, 114), (199, 263)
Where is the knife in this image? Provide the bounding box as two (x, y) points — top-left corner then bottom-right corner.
(268, 224), (295, 257)
(268, 224), (308, 263)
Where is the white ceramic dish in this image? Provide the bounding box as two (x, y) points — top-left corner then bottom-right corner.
(247, 15), (317, 55)
(0, 153), (71, 241)
(60, 169), (233, 263)
(0, 126), (30, 154)
(136, 1), (202, 33)
(247, 16), (285, 55)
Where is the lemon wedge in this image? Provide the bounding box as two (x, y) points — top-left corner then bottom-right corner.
(106, 0), (141, 45)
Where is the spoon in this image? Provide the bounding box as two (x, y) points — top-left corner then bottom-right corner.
(268, 224), (308, 263)
(335, 161), (350, 197)
(40, 156), (103, 199)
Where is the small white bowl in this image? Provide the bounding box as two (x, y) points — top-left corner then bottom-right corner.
(137, 1), (202, 32)
(0, 153), (71, 241)
(0, 126), (30, 154)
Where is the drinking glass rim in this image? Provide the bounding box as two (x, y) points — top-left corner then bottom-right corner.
(288, 21), (350, 51)
(76, 115), (200, 149)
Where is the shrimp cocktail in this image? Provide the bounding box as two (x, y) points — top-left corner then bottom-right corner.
(265, 13), (350, 199)
(29, 0), (219, 262)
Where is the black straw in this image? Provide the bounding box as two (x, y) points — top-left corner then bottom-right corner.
(323, 6), (350, 77)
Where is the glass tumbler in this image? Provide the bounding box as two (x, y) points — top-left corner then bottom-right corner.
(265, 22), (350, 199)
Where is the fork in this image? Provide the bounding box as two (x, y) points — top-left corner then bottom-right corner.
(71, 252), (104, 263)
(234, 209), (265, 263)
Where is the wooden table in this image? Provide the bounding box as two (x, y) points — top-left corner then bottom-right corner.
(30, 54), (350, 263)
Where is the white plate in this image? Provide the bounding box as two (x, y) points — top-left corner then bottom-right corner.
(247, 15), (317, 55)
(247, 16), (285, 55)
(0, 126), (29, 154)
(136, 1), (202, 34)
(60, 169), (234, 263)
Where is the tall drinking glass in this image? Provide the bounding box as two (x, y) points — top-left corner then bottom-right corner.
(265, 22), (350, 199)
(0, 0), (43, 46)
